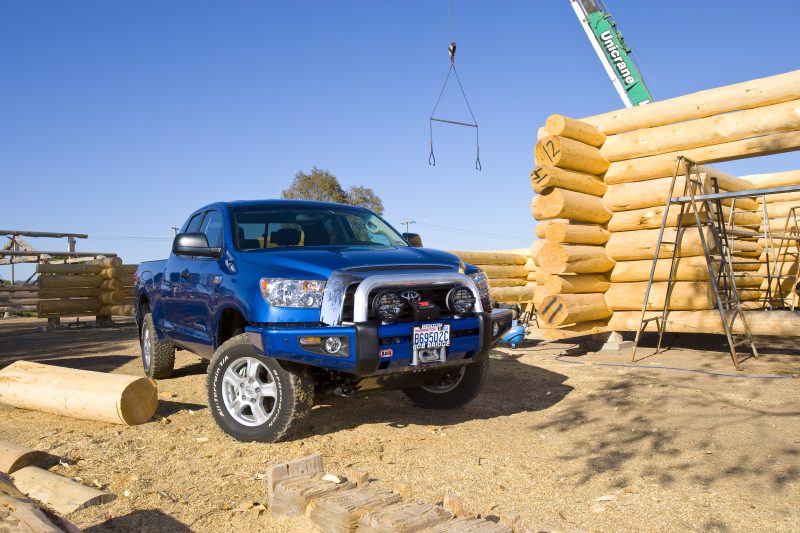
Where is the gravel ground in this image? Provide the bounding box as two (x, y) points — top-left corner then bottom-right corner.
(0, 316), (798, 532)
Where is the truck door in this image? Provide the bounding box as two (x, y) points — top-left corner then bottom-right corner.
(172, 209), (224, 357)
(160, 211), (204, 341)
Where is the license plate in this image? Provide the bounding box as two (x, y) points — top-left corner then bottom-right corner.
(413, 323), (451, 349)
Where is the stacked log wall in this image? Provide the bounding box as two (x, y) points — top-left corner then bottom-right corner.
(449, 250), (536, 304)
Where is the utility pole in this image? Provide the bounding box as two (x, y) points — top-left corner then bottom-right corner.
(171, 226), (179, 236)
(400, 219), (416, 233)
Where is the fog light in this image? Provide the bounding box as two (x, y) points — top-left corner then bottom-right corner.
(373, 291), (404, 322)
(492, 322), (500, 337)
(324, 336), (343, 354)
(447, 287), (476, 315)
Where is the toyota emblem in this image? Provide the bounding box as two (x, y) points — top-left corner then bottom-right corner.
(400, 290), (421, 302)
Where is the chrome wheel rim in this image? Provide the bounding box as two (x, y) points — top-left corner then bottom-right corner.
(142, 328), (152, 370)
(421, 367), (465, 394)
(221, 357), (278, 427)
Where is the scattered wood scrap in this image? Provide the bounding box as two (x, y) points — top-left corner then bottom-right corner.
(10, 466), (114, 515)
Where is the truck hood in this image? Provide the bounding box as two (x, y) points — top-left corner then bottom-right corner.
(238, 246), (462, 279)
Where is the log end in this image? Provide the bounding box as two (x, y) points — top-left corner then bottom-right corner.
(119, 378), (158, 425)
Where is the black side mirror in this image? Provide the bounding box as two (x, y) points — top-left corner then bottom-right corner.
(173, 233), (222, 258)
(403, 233), (423, 247)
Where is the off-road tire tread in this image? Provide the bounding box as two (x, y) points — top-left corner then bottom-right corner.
(403, 360), (489, 409)
(207, 334), (314, 442)
(141, 313), (175, 379)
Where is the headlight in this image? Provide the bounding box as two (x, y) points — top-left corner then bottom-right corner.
(468, 271), (490, 300)
(260, 278), (326, 308)
(447, 286), (477, 315)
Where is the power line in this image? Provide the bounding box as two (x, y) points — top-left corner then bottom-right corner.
(415, 222), (531, 242)
(88, 235), (172, 241)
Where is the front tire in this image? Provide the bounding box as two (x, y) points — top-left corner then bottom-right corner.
(207, 334), (313, 442)
(402, 360), (488, 409)
(140, 313), (175, 379)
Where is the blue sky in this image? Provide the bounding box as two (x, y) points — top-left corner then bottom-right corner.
(2, 1), (798, 279)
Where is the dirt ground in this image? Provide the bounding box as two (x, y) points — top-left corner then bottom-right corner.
(0, 316), (798, 533)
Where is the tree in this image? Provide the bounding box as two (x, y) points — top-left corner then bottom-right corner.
(281, 167), (384, 215)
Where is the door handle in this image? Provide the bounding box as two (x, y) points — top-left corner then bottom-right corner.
(179, 269), (190, 279)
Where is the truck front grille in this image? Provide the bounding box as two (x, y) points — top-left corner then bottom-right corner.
(341, 283), (462, 323)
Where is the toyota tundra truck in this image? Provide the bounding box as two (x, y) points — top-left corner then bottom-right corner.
(134, 200), (512, 442)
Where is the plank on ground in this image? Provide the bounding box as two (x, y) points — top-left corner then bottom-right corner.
(10, 466), (114, 515)
(0, 472), (74, 533)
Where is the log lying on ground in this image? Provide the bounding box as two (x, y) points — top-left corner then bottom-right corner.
(0, 441), (48, 475)
(474, 264), (528, 278)
(0, 361), (157, 425)
(39, 275), (103, 289)
(581, 69), (800, 134)
(542, 273), (610, 294)
(600, 99), (800, 162)
(544, 114), (606, 147)
(490, 283), (536, 303)
(532, 187), (612, 224)
(604, 173), (759, 211)
(11, 466), (114, 515)
(605, 281), (714, 311)
(608, 309), (800, 336)
(0, 472), (75, 533)
(538, 293), (612, 327)
(543, 221), (610, 245)
(531, 165), (606, 196)
(535, 243), (615, 274)
(534, 135), (610, 175)
(604, 131), (800, 185)
(449, 251), (526, 265)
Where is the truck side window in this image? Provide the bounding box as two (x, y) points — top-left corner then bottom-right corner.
(185, 213), (203, 234)
(200, 210), (223, 248)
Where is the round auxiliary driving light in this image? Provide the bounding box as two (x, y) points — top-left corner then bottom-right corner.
(447, 287), (476, 315)
(373, 291), (404, 322)
(324, 337), (343, 354)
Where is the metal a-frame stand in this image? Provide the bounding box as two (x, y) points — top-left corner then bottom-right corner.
(631, 157), (759, 370)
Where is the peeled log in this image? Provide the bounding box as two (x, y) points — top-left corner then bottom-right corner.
(536, 243), (615, 274)
(89, 257), (122, 268)
(0, 441), (47, 475)
(531, 165), (607, 196)
(757, 190), (800, 203)
(475, 264), (528, 278)
(601, 99), (800, 162)
(99, 291), (124, 305)
(36, 264), (102, 275)
(542, 273), (610, 294)
(604, 174), (759, 211)
(608, 309), (800, 336)
(606, 227), (716, 261)
(490, 283), (536, 303)
(449, 251), (526, 265)
(39, 275), (103, 289)
(38, 288), (101, 299)
(745, 169), (800, 188)
(488, 278), (527, 287)
(607, 204), (762, 232)
(38, 299), (101, 314)
(100, 279), (122, 291)
(539, 293), (611, 327)
(100, 305), (135, 316)
(604, 131), (800, 185)
(544, 114), (606, 147)
(605, 282), (714, 311)
(610, 257), (761, 282)
(581, 70), (800, 134)
(0, 472), (73, 533)
(543, 221), (610, 245)
(532, 187), (612, 224)
(534, 135), (610, 175)
(764, 200), (800, 218)
(0, 361), (156, 425)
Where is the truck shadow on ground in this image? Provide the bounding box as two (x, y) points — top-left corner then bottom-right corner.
(304, 354), (573, 436)
(84, 509), (193, 533)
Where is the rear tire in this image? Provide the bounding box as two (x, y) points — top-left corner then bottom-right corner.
(207, 334), (313, 442)
(140, 313), (175, 379)
(402, 360), (488, 409)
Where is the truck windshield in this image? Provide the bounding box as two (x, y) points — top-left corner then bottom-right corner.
(231, 206), (408, 250)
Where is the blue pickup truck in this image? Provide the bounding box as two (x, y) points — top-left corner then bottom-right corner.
(134, 200), (512, 442)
